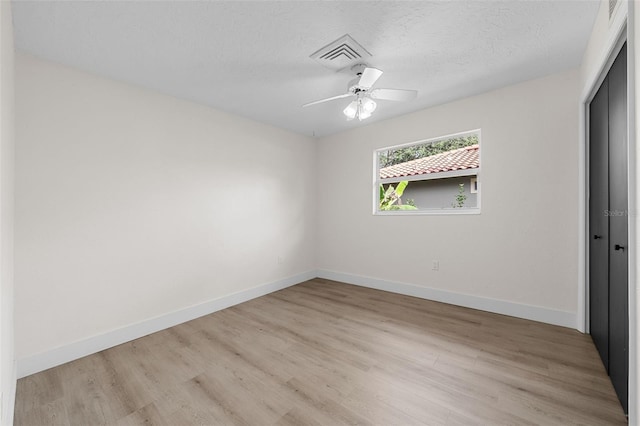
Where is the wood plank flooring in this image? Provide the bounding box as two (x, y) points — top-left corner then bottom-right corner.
(14, 279), (628, 425)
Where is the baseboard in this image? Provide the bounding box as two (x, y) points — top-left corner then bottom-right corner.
(316, 270), (577, 329)
(17, 270), (317, 378)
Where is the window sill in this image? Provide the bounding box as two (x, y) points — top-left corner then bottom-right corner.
(373, 208), (481, 216)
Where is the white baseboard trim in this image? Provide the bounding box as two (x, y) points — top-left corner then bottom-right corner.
(316, 270), (577, 329)
(17, 270), (317, 379)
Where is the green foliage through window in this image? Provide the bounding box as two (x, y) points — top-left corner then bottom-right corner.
(378, 135), (478, 168)
(452, 183), (467, 208)
(379, 181), (418, 211)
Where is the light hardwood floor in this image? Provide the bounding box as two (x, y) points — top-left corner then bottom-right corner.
(15, 279), (627, 425)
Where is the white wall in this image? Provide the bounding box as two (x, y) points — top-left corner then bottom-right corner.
(14, 54), (316, 366)
(0, 1), (16, 425)
(317, 69), (580, 323)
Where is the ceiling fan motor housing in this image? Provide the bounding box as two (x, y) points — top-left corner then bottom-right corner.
(347, 77), (365, 93)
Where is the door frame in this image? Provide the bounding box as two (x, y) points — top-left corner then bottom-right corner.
(579, 2), (636, 421)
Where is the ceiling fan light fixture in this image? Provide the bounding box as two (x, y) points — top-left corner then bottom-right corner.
(358, 106), (372, 121)
(343, 100), (358, 120)
(361, 97), (377, 113)
(343, 95), (376, 122)
(352, 96), (375, 121)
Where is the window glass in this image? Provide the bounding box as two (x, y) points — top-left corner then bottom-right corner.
(375, 130), (481, 214)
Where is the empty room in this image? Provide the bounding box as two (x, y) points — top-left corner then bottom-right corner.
(0, 0), (639, 425)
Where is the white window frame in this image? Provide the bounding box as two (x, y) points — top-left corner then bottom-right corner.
(373, 129), (482, 215)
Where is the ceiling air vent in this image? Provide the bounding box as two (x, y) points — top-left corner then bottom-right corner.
(310, 34), (372, 71)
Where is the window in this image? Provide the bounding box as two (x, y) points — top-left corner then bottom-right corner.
(374, 129), (481, 214)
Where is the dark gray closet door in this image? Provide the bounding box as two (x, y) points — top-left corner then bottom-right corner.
(588, 43), (628, 415)
(607, 43), (628, 414)
(589, 78), (609, 369)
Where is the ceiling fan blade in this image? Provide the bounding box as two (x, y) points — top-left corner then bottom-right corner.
(370, 88), (418, 102)
(358, 67), (383, 88)
(302, 93), (352, 108)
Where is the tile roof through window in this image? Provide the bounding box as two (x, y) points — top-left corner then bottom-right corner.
(379, 144), (479, 179)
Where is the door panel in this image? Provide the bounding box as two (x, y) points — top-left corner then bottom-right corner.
(607, 43), (628, 414)
(589, 79), (609, 370)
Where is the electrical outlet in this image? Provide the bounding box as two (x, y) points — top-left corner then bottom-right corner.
(432, 260), (439, 271)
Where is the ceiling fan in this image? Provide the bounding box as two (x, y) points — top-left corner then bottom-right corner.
(303, 64), (418, 121)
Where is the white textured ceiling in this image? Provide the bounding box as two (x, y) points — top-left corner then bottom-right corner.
(12, 1), (599, 137)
